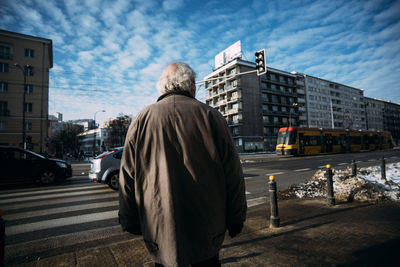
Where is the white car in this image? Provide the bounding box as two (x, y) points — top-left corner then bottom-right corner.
(89, 147), (123, 190)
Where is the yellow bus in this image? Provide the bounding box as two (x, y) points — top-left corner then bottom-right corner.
(276, 127), (393, 156)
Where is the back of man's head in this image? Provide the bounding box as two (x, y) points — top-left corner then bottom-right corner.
(156, 62), (196, 95)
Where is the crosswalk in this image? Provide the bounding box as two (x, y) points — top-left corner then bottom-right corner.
(0, 180), (136, 265)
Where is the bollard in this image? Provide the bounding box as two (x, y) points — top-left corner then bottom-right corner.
(381, 157), (386, 180)
(351, 160), (357, 176)
(326, 164), (335, 206)
(268, 176), (280, 228)
(0, 209), (4, 267)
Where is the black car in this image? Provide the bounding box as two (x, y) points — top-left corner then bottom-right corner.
(0, 146), (72, 185)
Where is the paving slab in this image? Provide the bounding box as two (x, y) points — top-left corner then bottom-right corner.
(7, 199), (400, 266)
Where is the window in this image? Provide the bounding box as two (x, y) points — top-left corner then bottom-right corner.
(263, 116), (269, 123)
(0, 101), (8, 116)
(0, 121), (6, 130)
(262, 105), (268, 111)
(269, 74), (276, 81)
(232, 127), (239, 135)
(279, 76), (285, 83)
(25, 84), (34, 94)
(280, 86), (285, 92)
(0, 45), (12, 59)
(271, 84), (277, 90)
(0, 82), (8, 92)
(24, 66), (34, 76)
(25, 49), (35, 58)
(0, 63), (9, 72)
(262, 93), (268, 101)
(281, 106), (287, 113)
(271, 95), (278, 103)
(272, 106), (278, 113)
(24, 103), (33, 113)
(273, 117), (279, 123)
(25, 122), (32, 131)
(261, 82), (267, 90)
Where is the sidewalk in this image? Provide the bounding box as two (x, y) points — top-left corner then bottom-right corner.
(13, 199), (400, 267)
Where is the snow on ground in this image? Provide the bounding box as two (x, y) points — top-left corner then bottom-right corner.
(279, 162), (400, 202)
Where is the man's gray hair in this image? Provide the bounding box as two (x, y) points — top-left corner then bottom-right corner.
(156, 62), (196, 95)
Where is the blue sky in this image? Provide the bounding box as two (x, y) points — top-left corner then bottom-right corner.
(1, 0), (399, 125)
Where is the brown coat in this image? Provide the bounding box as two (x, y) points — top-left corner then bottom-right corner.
(119, 91), (247, 266)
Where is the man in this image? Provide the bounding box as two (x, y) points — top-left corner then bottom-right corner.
(119, 62), (246, 267)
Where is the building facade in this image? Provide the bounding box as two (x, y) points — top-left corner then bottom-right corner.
(382, 101), (400, 145)
(0, 30), (53, 153)
(204, 59), (298, 152)
(296, 74), (366, 130)
(364, 97), (384, 131)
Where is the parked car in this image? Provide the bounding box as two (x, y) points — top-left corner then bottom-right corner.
(0, 146), (72, 185)
(89, 147), (123, 190)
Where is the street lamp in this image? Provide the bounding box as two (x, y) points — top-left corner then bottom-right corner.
(289, 103), (298, 127)
(93, 110), (106, 155)
(14, 63), (31, 149)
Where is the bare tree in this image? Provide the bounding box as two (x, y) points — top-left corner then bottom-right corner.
(49, 122), (84, 158)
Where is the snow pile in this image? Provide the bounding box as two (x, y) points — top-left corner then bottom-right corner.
(279, 162), (400, 202)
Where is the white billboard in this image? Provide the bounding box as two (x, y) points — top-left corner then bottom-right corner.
(214, 40), (242, 69)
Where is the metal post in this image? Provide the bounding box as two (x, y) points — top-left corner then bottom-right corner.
(351, 160), (357, 176)
(268, 176), (280, 228)
(326, 164), (335, 205)
(381, 157), (386, 180)
(15, 64), (29, 149)
(0, 209), (5, 266)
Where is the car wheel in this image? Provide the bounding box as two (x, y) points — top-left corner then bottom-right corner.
(40, 170), (56, 184)
(108, 172), (119, 190)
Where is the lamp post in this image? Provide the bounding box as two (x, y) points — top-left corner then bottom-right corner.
(93, 110), (106, 156)
(14, 63), (30, 149)
(289, 103), (298, 127)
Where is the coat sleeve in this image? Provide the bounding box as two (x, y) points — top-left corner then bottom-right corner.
(118, 124), (141, 235)
(215, 113), (247, 226)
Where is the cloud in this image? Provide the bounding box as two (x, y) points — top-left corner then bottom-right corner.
(162, 0), (184, 11)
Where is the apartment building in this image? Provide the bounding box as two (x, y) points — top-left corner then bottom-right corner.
(259, 68), (298, 150)
(382, 100), (400, 145)
(0, 29), (53, 153)
(295, 74), (366, 130)
(204, 58), (297, 152)
(364, 97), (384, 131)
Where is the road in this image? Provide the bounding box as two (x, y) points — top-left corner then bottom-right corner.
(1, 149), (399, 265)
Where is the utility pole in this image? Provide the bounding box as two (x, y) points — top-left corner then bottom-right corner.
(15, 63), (30, 149)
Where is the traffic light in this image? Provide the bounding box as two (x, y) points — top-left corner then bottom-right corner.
(255, 49), (266, 76)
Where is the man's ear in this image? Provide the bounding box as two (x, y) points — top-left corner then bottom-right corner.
(190, 86), (196, 97)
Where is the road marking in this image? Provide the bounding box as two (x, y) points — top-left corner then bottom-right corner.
(337, 163), (348, 166)
(318, 165), (327, 168)
(245, 191), (251, 195)
(0, 188), (113, 205)
(247, 197), (267, 207)
(294, 168), (311, 172)
(368, 159), (376, 162)
(4, 201), (119, 221)
(2, 193), (118, 211)
(265, 172), (284, 176)
(0, 184), (105, 198)
(5, 210), (118, 236)
(244, 176), (257, 180)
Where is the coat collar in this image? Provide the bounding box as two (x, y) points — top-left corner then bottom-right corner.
(157, 90), (195, 102)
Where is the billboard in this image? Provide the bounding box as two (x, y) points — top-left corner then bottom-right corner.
(214, 40), (242, 69)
